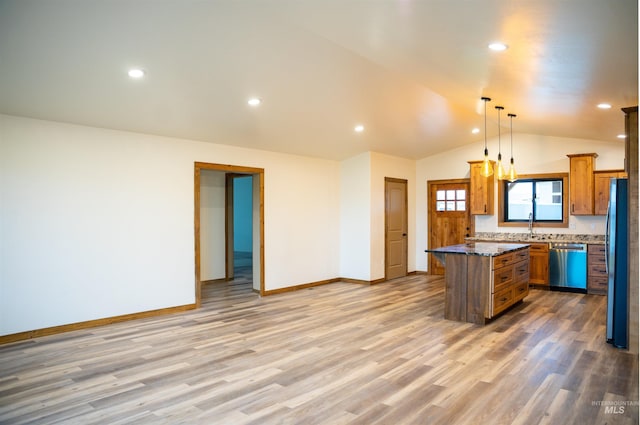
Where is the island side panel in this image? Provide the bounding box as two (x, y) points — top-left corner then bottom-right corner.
(467, 255), (491, 325)
(444, 254), (468, 322)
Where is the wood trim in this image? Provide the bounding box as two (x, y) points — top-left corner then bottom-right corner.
(194, 166), (202, 308)
(225, 174), (234, 280)
(1, 273), (412, 344)
(258, 171), (265, 296)
(262, 278), (341, 295)
(0, 304), (196, 345)
(497, 172), (569, 228)
(566, 152), (598, 159)
(194, 162), (266, 300)
(341, 277), (387, 285)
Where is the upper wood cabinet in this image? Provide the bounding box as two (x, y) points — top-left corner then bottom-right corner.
(593, 170), (627, 215)
(468, 160), (494, 215)
(567, 153), (597, 215)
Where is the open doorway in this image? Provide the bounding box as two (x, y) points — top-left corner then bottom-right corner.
(226, 174), (254, 284)
(194, 162), (264, 307)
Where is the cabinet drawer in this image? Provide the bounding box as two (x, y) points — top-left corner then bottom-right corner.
(588, 244), (606, 255)
(513, 281), (529, 301)
(513, 249), (529, 263)
(493, 267), (514, 292)
(588, 275), (608, 295)
(493, 253), (514, 269)
(493, 286), (514, 316)
(588, 262), (607, 277)
(529, 243), (549, 253)
(588, 254), (606, 267)
(514, 260), (529, 282)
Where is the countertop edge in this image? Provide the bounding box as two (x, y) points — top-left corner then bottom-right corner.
(425, 242), (530, 257)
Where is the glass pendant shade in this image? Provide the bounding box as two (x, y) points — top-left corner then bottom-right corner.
(481, 149), (493, 177)
(496, 153), (506, 180)
(507, 157), (518, 182)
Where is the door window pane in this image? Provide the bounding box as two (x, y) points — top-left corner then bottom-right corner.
(456, 201), (465, 211)
(446, 190), (456, 200)
(436, 201), (445, 211)
(446, 201), (455, 211)
(437, 190), (446, 200)
(456, 190), (465, 200)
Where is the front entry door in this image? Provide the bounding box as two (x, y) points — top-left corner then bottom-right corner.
(428, 180), (472, 275)
(385, 178), (408, 280)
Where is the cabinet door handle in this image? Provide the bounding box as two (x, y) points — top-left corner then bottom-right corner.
(484, 204), (487, 213)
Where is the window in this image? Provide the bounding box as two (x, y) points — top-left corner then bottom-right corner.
(498, 173), (569, 228)
(436, 189), (466, 212)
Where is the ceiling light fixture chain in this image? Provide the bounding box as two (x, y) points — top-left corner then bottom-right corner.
(507, 113), (518, 182)
(495, 105), (505, 180)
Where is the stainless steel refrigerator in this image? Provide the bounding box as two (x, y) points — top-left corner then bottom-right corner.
(606, 178), (628, 348)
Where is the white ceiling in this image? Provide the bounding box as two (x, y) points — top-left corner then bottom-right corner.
(0, 0), (637, 160)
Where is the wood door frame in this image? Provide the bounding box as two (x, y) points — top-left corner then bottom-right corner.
(385, 177), (408, 280)
(427, 178), (473, 275)
(194, 162), (265, 307)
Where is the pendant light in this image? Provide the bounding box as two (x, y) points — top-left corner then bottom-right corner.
(480, 97), (493, 177)
(495, 105), (506, 180)
(507, 113), (518, 182)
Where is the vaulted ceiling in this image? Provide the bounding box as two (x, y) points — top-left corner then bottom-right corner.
(0, 0), (637, 160)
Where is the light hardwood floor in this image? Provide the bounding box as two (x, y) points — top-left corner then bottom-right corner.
(1, 272), (638, 424)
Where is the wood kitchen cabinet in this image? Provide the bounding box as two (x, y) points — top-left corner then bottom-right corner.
(490, 249), (530, 317)
(587, 244), (607, 295)
(594, 170), (627, 215)
(427, 243), (529, 324)
(568, 153), (597, 215)
(528, 242), (549, 286)
(468, 160), (494, 215)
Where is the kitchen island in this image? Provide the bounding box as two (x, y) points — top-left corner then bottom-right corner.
(426, 242), (530, 325)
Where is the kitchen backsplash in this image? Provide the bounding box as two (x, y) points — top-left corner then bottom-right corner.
(470, 232), (605, 243)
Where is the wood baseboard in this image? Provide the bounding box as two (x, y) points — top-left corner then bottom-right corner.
(1, 272), (423, 345)
(0, 304), (196, 345)
(262, 278), (341, 295)
(340, 277), (386, 285)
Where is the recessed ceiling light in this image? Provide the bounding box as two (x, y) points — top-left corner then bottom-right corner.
(354, 125), (364, 133)
(488, 42), (508, 51)
(597, 103), (612, 109)
(617, 134), (627, 139)
(248, 98), (261, 106)
(127, 69), (145, 79)
(472, 128), (480, 134)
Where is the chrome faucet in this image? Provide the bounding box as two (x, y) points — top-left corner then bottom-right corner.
(528, 212), (534, 238)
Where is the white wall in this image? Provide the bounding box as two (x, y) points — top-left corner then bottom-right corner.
(339, 152), (372, 280)
(370, 152), (416, 280)
(415, 133), (626, 272)
(0, 114), (340, 336)
(200, 170), (226, 281)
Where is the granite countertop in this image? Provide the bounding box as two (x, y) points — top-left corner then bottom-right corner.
(466, 232), (605, 245)
(425, 242), (530, 257)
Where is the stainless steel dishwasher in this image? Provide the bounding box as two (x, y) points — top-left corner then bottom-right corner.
(548, 242), (587, 292)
